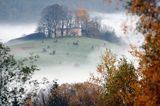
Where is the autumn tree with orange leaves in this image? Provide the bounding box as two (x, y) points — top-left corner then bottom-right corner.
(128, 0), (160, 105)
(91, 50), (138, 106)
(75, 8), (90, 29)
(102, 0), (160, 105)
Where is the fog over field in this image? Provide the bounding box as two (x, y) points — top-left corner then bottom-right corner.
(32, 47), (137, 84)
(0, 0), (144, 84)
(9, 37), (137, 84)
(32, 47), (105, 84)
(0, 13), (143, 83)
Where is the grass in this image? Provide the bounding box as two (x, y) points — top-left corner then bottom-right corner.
(8, 37), (120, 67)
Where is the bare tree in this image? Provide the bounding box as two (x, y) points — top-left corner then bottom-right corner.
(83, 17), (101, 37)
(60, 6), (69, 37)
(38, 4), (64, 38)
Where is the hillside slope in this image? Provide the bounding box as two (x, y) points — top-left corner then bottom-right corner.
(8, 37), (126, 83)
(9, 37), (120, 67)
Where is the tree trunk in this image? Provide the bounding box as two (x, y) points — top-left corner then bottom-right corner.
(61, 21), (64, 37)
(66, 20), (70, 36)
(48, 29), (52, 38)
(54, 28), (57, 38)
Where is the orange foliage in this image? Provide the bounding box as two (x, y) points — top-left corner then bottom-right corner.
(91, 50), (138, 106)
(75, 8), (90, 23)
(52, 82), (100, 106)
(129, 0), (160, 105)
(25, 98), (32, 106)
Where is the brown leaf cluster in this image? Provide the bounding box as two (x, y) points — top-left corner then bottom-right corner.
(129, 0), (160, 105)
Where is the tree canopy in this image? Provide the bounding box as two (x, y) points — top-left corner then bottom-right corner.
(0, 43), (38, 105)
(129, 0), (160, 105)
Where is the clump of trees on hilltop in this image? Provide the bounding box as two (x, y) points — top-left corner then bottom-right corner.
(36, 4), (101, 38)
(36, 4), (123, 44)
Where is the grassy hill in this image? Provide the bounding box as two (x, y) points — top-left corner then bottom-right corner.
(7, 36), (125, 83)
(8, 37), (120, 67)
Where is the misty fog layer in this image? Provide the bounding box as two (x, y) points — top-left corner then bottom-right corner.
(31, 11), (142, 83)
(0, 23), (37, 42)
(0, 0), (144, 84)
(0, 0), (126, 23)
(32, 49), (102, 84)
(32, 46), (132, 84)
